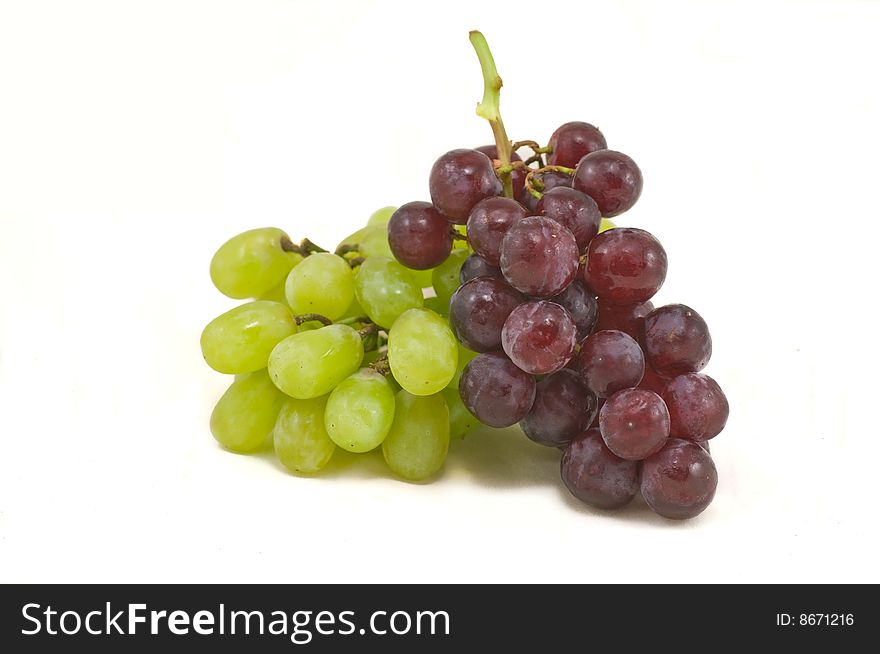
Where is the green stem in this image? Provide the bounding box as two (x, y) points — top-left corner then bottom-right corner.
(469, 31), (513, 199)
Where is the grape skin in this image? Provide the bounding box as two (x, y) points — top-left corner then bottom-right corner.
(641, 304), (712, 377)
(459, 352), (536, 428)
(475, 144), (526, 197)
(449, 276), (524, 353)
(382, 390), (450, 481)
(501, 300), (578, 376)
(547, 121), (608, 168)
(572, 150), (643, 217)
(500, 216), (579, 298)
(200, 300), (296, 374)
(520, 369), (598, 448)
(594, 298), (654, 340)
(662, 373), (729, 442)
(285, 252), (355, 321)
(583, 228), (667, 305)
(268, 324), (364, 399)
(210, 227), (302, 299)
(577, 329), (645, 398)
(466, 196), (527, 266)
(459, 253), (501, 284)
(325, 369), (396, 453)
(561, 428), (640, 510)
(388, 308), (458, 396)
(274, 395), (337, 474)
(387, 201), (453, 270)
(354, 256), (423, 329)
(599, 388), (670, 461)
(431, 248), (471, 310)
(211, 370), (286, 453)
(550, 280), (598, 341)
(536, 186), (602, 252)
(429, 149), (502, 223)
(641, 438), (718, 520)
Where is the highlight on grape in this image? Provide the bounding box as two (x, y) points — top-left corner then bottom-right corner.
(199, 31), (729, 521)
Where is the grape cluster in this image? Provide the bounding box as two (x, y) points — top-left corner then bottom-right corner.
(199, 31), (730, 521)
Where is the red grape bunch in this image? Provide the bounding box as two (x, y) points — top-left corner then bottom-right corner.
(385, 32), (729, 520)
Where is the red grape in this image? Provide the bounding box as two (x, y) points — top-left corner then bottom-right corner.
(662, 373), (729, 442)
(520, 370), (598, 448)
(459, 352), (536, 428)
(387, 201), (453, 270)
(547, 121), (607, 168)
(583, 228), (667, 304)
(459, 253), (501, 284)
(599, 388), (670, 460)
(577, 330), (645, 398)
(561, 428), (639, 509)
(429, 149), (502, 224)
(572, 150), (643, 216)
(449, 276), (524, 352)
(466, 197), (527, 266)
(500, 216), (579, 298)
(641, 438), (718, 520)
(595, 298), (654, 339)
(518, 170), (571, 213)
(641, 304), (712, 377)
(536, 187), (601, 252)
(501, 300), (578, 375)
(475, 144), (526, 197)
(550, 280), (598, 340)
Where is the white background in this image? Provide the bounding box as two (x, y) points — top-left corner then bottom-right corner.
(1, 0), (878, 583)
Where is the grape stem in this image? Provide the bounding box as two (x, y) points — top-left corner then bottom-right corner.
(335, 243), (360, 256)
(336, 315), (371, 326)
(281, 237), (330, 257)
(523, 165), (576, 199)
(368, 353), (391, 376)
(470, 30), (514, 199)
(449, 228), (468, 242)
(357, 322), (380, 340)
(295, 313), (332, 326)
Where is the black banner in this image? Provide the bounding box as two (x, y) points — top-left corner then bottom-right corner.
(0, 584), (869, 651)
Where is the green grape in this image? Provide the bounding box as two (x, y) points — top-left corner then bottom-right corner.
(388, 308), (458, 395)
(268, 324), (364, 399)
(441, 385), (478, 440)
(274, 395), (336, 474)
(210, 370), (286, 453)
(337, 225), (375, 253)
(201, 301), (296, 374)
(452, 223), (470, 250)
(285, 252), (355, 321)
(354, 256), (423, 329)
(382, 390), (450, 481)
(431, 248), (469, 308)
(423, 295), (448, 316)
(367, 206), (397, 228)
(358, 226), (394, 259)
(599, 218), (618, 233)
(324, 368), (395, 452)
(210, 227), (302, 299)
(338, 294), (367, 321)
(259, 278), (288, 305)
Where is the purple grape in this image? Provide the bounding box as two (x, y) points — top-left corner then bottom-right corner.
(641, 304), (712, 377)
(547, 122), (607, 168)
(501, 300), (578, 375)
(599, 388), (670, 460)
(466, 197), (527, 266)
(536, 187), (601, 252)
(583, 228), (667, 305)
(577, 330), (645, 398)
(459, 352), (536, 428)
(520, 369), (598, 448)
(641, 438), (718, 520)
(561, 428), (639, 509)
(387, 201), (453, 270)
(517, 170), (571, 213)
(572, 150), (643, 217)
(429, 149), (502, 224)
(449, 277), (524, 352)
(550, 280), (598, 340)
(475, 145), (526, 198)
(500, 216), (579, 298)
(595, 298), (654, 339)
(662, 373), (729, 442)
(459, 253), (501, 284)
(638, 364), (672, 396)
